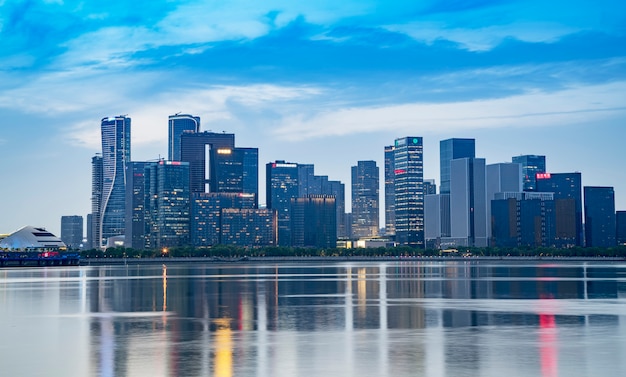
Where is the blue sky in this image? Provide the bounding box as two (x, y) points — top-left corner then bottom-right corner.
(1, 0), (625, 236)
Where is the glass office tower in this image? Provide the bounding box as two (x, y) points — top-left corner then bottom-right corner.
(351, 160), (379, 238)
(168, 114), (200, 161)
(584, 186), (616, 247)
(440, 138), (475, 195)
(394, 137), (424, 247)
(512, 155), (546, 192)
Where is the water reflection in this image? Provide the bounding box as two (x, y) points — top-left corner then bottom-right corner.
(1, 261), (626, 376)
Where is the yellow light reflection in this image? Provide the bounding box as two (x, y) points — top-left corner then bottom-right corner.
(162, 264), (168, 320)
(358, 268), (367, 317)
(214, 318), (233, 377)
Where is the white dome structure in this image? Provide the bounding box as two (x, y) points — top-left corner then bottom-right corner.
(0, 226), (67, 251)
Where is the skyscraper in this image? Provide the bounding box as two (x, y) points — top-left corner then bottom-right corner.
(144, 160), (190, 249)
(536, 172), (583, 247)
(440, 138), (475, 194)
(221, 208), (277, 246)
(512, 155), (546, 192)
(449, 158), (488, 247)
(486, 162), (522, 242)
(394, 137), (424, 247)
(291, 196), (337, 248)
(168, 113), (200, 161)
(351, 160), (379, 238)
(584, 186), (616, 247)
(90, 154), (102, 249)
(125, 161), (148, 249)
(266, 161), (300, 246)
(60, 215), (83, 249)
(617, 211), (626, 245)
(99, 116), (131, 248)
(384, 145), (396, 235)
(180, 131), (235, 194)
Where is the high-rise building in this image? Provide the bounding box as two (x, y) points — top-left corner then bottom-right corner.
(190, 192), (256, 247)
(180, 131), (235, 194)
(486, 163), (522, 242)
(393, 137), (424, 247)
(90, 154), (103, 249)
(60, 215), (83, 249)
(384, 145), (396, 235)
(211, 146), (259, 206)
(424, 194), (450, 249)
(125, 161), (149, 249)
(351, 160), (379, 238)
(536, 172), (583, 247)
(99, 116), (131, 248)
(221, 208), (277, 246)
(144, 160), (190, 249)
(266, 161), (300, 246)
(584, 186), (616, 248)
(440, 138), (475, 195)
(291, 196), (337, 248)
(491, 192), (556, 248)
(168, 114), (200, 161)
(449, 158), (488, 247)
(512, 155), (546, 192)
(423, 179), (437, 195)
(617, 211), (626, 245)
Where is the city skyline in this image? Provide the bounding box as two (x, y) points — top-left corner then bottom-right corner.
(1, 1), (625, 235)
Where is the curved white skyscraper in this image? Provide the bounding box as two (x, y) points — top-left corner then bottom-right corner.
(99, 115), (131, 248)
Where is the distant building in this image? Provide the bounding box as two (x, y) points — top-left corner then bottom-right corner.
(394, 137), (424, 247)
(144, 160), (190, 249)
(486, 162), (522, 243)
(448, 158), (488, 247)
(125, 161), (149, 249)
(291, 196), (337, 248)
(96, 115), (131, 249)
(424, 194), (450, 249)
(423, 179), (437, 195)
(351, 160), (379, 238)
(512, 155), (546, 192)
(384, 145), (396, 235)
(90, 154), (102, 249)
(221, 208), (277, 247)
(190, 192), (256, 247)
(211, 146), (259, 206)
(60, 216), (83, 249)
(0, 226), (66, 251)
(491, 192), (556, 248)
(440, 138), (475, 195)
(536, 172), (583, 247)
(168, 114), (200, 161)
(584, 186), (616, 248)
(266, 161), (300, 246)
(617, 211), (626, 245)
(180, 131), (235, 194)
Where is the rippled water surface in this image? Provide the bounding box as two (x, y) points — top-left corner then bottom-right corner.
(1, 260), (626, 376)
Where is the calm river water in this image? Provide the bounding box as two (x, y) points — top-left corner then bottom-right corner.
(1, 260), (625, 377)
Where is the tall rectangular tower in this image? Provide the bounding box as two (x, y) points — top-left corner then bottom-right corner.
(60, 215), (83, 250)
(266, 161), (300, 246)
(180, 131), (235, 194)
(536, 172), (583, 247)
(584, 186), (616, 247)
(450, 158), (488, 247)
(393, 137), (424, 247)
(512, 155), (546, 192)
(440, 138), (475, 194)
(168, 113), (200, 161)
(351, 160), (379, 238)
(99, 116), (131, 248)
(384, 145), (396, 235)
(90, 154), (103, 249)
(125, 161), (149, 249)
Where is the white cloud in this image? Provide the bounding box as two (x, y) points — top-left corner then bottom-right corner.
(272, 81), (626, 140)
(385, 21), (578, 51)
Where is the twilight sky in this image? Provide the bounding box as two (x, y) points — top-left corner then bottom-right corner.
(1, 0), (625, 236)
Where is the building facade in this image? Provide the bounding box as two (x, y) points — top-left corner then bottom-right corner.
(99, 116), (131, 248)
(584, 186), (616, 247)
(168, 114), (200, 161)
(60, 215), (83, 249)
(291, 196), (337, 248)
(266, 161), (300, 246)
(144, 160), (190, 249)
(90, 155), (103, 249)
(351, 160), (379, 238)
(393, 137), (424, 247)
(180, 131), (235, 194)
(449, 158), (488, 247)
(439, 138), (475, 195)
(384, 145), (396, 236)
(617, 211), (626, 245)
(220, 208), (277, 246)
(536, 172), (583, 247)
(125, 161), (149, 249)
(512, 155), (546, 192)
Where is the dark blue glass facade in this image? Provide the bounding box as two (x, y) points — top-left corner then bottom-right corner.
(291, 196), (337, 248)
(512, 155), (546, 192)
(536, 172), (583, 247)
(351, 160), (379, 238)
(168, 114), (200, 161)
(394, 137), (424, 247)
(440, 138), (475, 194)
(180, 131), (235, 194)
(584, 186), (616, 247)
(266, 161), (300, 246)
